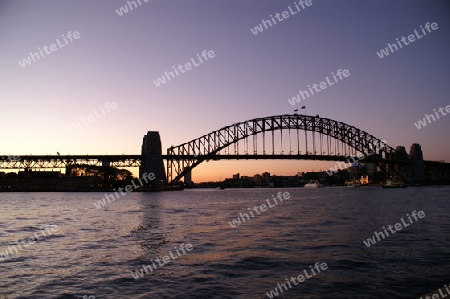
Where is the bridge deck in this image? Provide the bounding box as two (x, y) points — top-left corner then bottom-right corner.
(0, 154), (417, 170)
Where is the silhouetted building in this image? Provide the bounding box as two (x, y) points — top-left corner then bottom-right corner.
(253, 174), (262, 186)
(19, 169), (61, 179)
(262, 172), (270, 183)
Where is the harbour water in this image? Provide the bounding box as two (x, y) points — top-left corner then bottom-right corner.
(0, 187), (449, 298)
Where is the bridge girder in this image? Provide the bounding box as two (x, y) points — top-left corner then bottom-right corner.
(0, 155), (142, 170)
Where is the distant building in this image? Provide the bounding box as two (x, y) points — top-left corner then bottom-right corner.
(262, 172), (270, 183)
(232, 173), (240, 180)
(302, 171), (326, 181)
(19, 169), (61, 179)
(252, 174), (262, 186)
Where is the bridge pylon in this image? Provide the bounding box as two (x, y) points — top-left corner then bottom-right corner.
(139, 131), (166, 183)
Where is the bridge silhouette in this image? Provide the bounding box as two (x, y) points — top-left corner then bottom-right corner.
(1, 114), (431, 184)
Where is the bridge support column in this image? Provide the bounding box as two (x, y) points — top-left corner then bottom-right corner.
(410, 143), (424, 184)
(102, 160), (110, 167)
(398, 146), (410, 181)
(65, 166), (71, 176)
(184, 171), (192, 185)
(139, 131), (166, 183)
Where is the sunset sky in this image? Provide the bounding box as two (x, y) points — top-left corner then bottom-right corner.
(1, 0), (449, 182)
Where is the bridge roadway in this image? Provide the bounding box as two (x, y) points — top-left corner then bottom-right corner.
(0, 154), (402, 170)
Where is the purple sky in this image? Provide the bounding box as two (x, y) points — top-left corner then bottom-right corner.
(1, 0), (449, 181)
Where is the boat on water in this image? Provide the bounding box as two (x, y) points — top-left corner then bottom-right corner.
(304, 180), (323, 188)
(383, 179), (407, 188)
(135, 185), (184, 192)
(345, 180), (361, 188)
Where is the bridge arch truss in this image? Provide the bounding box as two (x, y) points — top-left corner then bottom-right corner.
(166, 114), (404, 183)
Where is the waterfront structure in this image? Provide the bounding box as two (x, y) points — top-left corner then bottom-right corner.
(139, 131), (166, 183)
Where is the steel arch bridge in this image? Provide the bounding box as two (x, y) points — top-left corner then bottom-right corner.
(166, 114), (407, 183)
